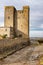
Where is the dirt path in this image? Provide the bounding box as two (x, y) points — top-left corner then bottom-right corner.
(0, 44), (43, 65)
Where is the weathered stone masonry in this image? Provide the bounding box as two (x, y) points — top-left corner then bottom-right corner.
(0, 6), (30, 38)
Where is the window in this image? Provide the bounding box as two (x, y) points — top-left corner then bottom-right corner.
(8, 16), (10, 19)
(19, 34), (22, 37)
(5, 29), (7, 31)
(22, 11), (23, 13)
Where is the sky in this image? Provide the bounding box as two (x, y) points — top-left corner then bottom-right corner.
(0, 0), (43, 37)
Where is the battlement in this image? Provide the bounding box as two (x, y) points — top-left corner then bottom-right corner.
(4, 6), (16, 9)
(23, 6), (30, 9)
(17, 10), (23, 13)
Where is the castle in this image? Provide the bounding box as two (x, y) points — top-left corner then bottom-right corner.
(0, 6), (30, 38)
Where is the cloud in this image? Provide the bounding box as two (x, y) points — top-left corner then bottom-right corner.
(0, 12), (4, 17)
(39, 24), (43, 28)
(30, 12), (43, 17)
(30, 31), (43, 37)
(0, 0), (31, 10)
(0, 16), (4, 26)
(0, 0), (43, 37)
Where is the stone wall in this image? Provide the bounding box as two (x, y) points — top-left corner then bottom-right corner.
(0, 38), (29, 59)
(16, 6), (30, 38)
(4, 6), (14, 27)
(4, 6), (30, 38)
(0, 27), (14, 38)
(0, 27), (10, 37)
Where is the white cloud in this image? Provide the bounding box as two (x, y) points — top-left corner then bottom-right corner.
(30, 31), (43, 37)
(30, 23), (32, 27)
(31, 0), (43, 5)
(0, 12), (4, 17)
(0, 0), (43, 29)
(30, 12), (43, 17)
(39, 24), (43, 28)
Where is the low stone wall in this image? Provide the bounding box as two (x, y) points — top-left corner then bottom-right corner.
(0, 38), (29, 59)
(3, 62), (39, 65)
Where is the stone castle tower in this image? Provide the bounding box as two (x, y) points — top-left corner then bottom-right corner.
(4, 6), (16, 37)
(4, 6), (30, 38)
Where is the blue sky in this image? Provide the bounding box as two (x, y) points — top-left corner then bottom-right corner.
(0, 0), (43, 37)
